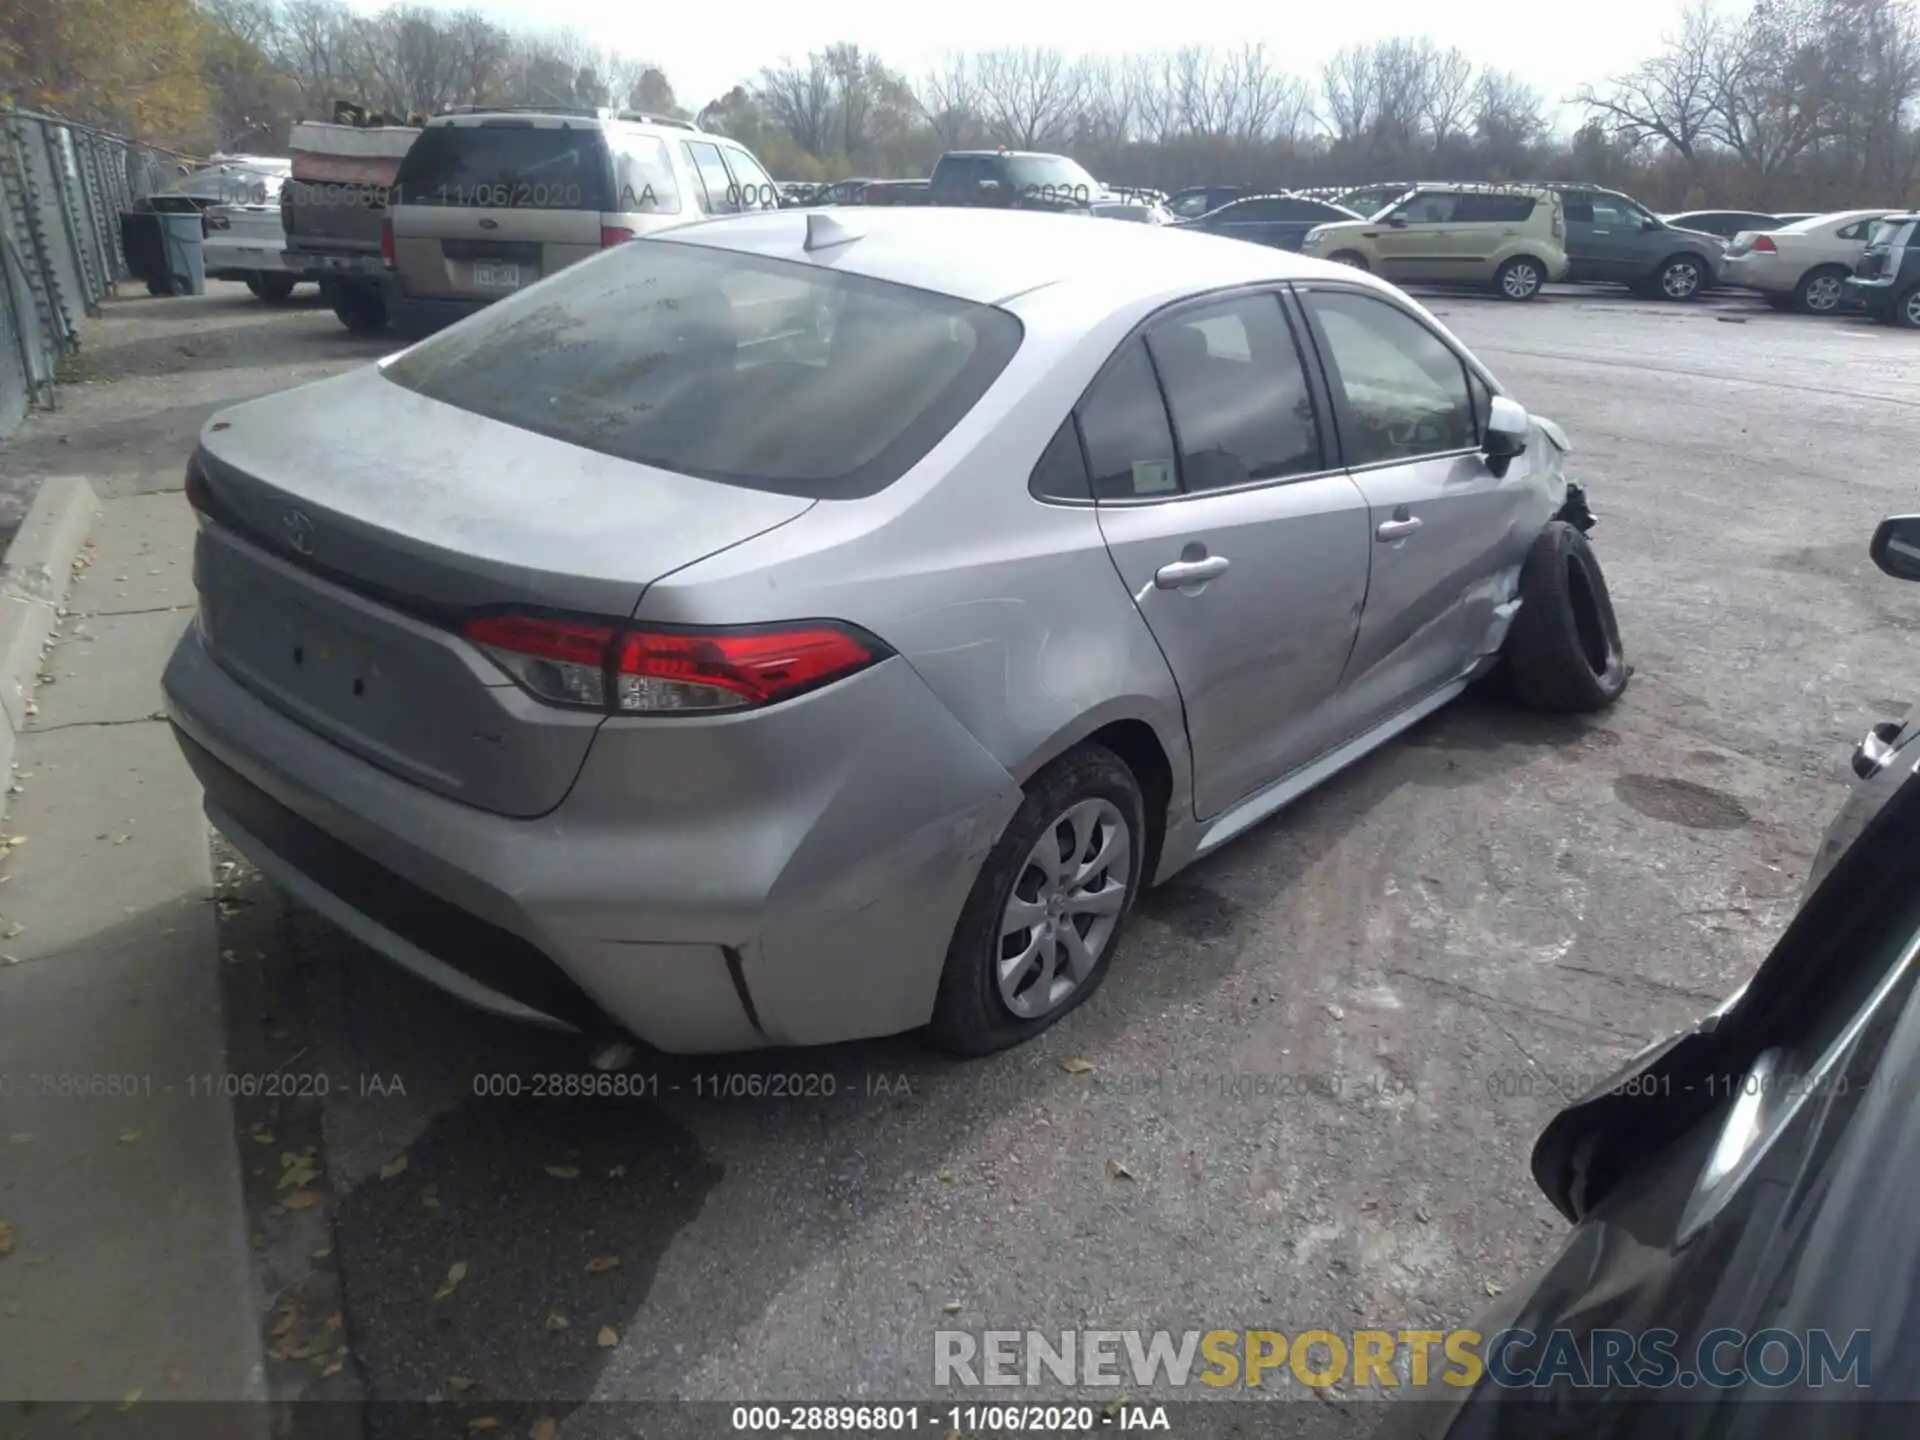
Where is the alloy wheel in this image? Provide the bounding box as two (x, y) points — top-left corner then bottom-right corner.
(1661, 259), (1701, 299)
(996, 798), (1131, 1020)
(1803, 273), (1844, 313)
(1904, 289), (1920, 328)
(1502, 262), (1542, 300)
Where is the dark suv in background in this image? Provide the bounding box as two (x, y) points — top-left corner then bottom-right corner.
(1558, 185), (1726, 300)
(1846, 212), (1920, 327)
(928, 150), (1104, 210)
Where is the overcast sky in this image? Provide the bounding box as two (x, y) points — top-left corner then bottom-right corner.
(339, 0), (1687, 125)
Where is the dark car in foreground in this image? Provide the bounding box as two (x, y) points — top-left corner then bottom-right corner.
(1376, 513), (1920, 1437)
(1175, 194), (1362, 251)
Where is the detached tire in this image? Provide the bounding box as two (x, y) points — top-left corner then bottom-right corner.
(927, 743), (1145, 1056)
(1504, 521), (1628, 712)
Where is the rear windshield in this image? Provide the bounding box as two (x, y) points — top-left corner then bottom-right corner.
(393, 123), (615, 211)
(1004, 155), (1099, 198)
(379, 238), (1024, 500)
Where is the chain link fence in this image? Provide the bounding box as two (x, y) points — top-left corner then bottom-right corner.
(0, 107), (193, 439)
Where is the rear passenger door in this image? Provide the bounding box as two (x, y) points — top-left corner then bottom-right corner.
(1083, 290), (1373, 817)
(1451, 191), (1540, 278)
(1297, 283), (1529, 728)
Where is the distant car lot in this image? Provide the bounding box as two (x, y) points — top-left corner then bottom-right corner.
(9, 271), (1908, 1408)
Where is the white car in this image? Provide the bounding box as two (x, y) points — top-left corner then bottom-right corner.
(1722, 209), (1897, 314)
(202, 170), (306, 302)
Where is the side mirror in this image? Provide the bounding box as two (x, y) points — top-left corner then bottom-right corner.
(1484, 395), (1530, 465)
(1870, 514), (1920, 581)
(1641, 218), (1662, 232)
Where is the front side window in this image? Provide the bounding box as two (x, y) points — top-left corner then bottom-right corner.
(1393, 192), (1460, 225)
(1302, 290), (1477, 466)
(1169, 192), (1210, 218)
(682, 141), (739, 214)
(379, 240), (1022, 500)
(1144, 295), (1322, 492)
(1591, 194), (1649, 228)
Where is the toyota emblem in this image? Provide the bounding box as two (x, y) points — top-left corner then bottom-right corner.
(282, 507), (316, 556)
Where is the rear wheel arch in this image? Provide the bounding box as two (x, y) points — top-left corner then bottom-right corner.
(1014, 712), (1181, 887)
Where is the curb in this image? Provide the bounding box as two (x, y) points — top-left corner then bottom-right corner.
(0, 475), (100, 800)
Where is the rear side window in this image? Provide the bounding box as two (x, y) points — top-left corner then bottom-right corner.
(1077, 338), (1179, 501)
(1144, 295), (1322, 491)
(393, 124), (615, 210)
(682, 141), (739, 214)
(379, 240), (1023, 501)
(1454, 193), (1536, 223)
(1029, 417), (1091, 501)
(612, 136), (680, 215)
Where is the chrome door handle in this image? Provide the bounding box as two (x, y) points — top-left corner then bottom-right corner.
(1376, 517), (1424, 542)
(1154, 555), (1230, 589)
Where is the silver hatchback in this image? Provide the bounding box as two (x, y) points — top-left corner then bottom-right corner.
(164, 209), (1627, 1055)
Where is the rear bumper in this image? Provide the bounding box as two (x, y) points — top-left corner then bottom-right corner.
(163, 622), (1020, 1053)
(1721, 253), (1790, 292)
(1846, 275), (1900, 312)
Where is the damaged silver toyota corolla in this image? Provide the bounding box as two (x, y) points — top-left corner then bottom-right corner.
(162, 207), (1625, 1056)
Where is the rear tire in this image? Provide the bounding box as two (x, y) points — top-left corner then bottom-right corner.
(256, 273), (297, 303)
(1494, 256), (1546, 301)
(1503, 521), (1629, 713)
(1327, 250), (1370, 271)
(1897, 285), (1920, 330)
(1793, 265), (1848, 315)
(243, 274), (264, 298)
(330, 284), (389, 334)
(926, 744), (1146, 1056)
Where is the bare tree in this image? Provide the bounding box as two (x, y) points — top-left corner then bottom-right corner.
(975, 46), (1086, 149)
(918, 51), (985, 147)
(1421, 44), (1477, 148)
(1575, 3), (1725, 162)
(757, 53), (836, 156)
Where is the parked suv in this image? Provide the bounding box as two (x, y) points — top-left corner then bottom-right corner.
(1298, 182), (1569, 300)
(1557, 185), (1725, 300)
(1846, 213), (1920, 327)
(383, 108), (778, 336)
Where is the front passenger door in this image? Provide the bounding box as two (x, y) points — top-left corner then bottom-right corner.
(1298, 284), (1533, 729)
(1369, 191), (1460, 281)
(1087, 292), (1373, 818)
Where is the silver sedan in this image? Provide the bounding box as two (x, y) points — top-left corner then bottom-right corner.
(163, 208), (1627, 1056)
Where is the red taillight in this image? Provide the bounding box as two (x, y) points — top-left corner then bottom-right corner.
(380, 216), (395, 267)
(1753, 234), (1777, 253)
(600, 225), (635, 247)
(461, 615), (881, 714)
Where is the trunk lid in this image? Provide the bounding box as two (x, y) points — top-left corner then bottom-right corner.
(192, 365), (815, 816)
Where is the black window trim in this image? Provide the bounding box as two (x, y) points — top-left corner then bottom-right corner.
(1029, 282), (1346, 510)
(1290, 279), (1497, 475)
(680, 139), (738, 215)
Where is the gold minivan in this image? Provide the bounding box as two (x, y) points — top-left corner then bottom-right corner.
(384, 108), (779, 335)
(1298, 182), (1570, 300)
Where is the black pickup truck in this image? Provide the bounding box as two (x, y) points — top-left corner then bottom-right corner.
(928, 150), (1109, 210)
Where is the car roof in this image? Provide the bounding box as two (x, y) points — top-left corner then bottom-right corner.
(1405, 180), (1556, 195)
(657, 207), (1340, 306)
(425, 109), (709, 139)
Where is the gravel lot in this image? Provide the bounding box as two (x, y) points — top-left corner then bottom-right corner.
(8, 277), (1919, 1435)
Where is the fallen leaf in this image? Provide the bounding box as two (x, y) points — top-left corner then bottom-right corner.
(1060, 1057), (1096, 1074)
(446, 1375), (476, 1392)
(325, 1312), (343, 1331)
(530, 1418), (560, 1440)
(422, 1183), (442, 1210)
(935, 1170), (955, 1183)
(1105, 1158), (1136, 1181)
(1484, 1281), (1503, 1297)
(320, 1358), (344, 1377)
(607, 1165), (627, 1178)
(5, 836), (25, 847)
(585, 1255), (621, 1273)
(0, 1221), (14, 1256)
(596, 1325), (619, 1348)
(1415, 1205), (1433, 1225)
(2, 923), (22, 940)
(467, 1419), (502, 1432)
(270, 1311), (296, 1338)
(118, 1131), (142, 1145)
(1326, 1004), (1346, 1021)
(379, 1153), (409, 1180)
(543, 1165), (581, 1180)
(283, 1190), (323, 1210)
(434, 1260), (469, 1300)
(250, 1131), (276, 1146)
(278, 1164), (319, 1191)
(118, 1389), (142, 1410)
(310, 1245), (333, 1260)
(943, 1300), (962, 1314)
